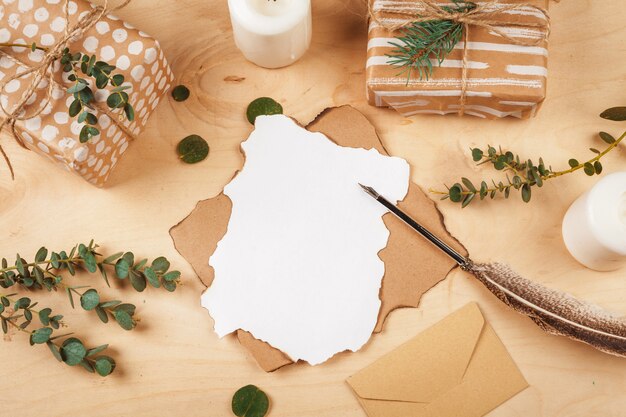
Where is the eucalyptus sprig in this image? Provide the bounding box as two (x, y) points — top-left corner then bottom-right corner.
(0, 42), (134, 143)
(0, 241), (181, 376)
(431, 106), (626, 207)
(0, 294), (115, 376)
(387, 0), (476, 82)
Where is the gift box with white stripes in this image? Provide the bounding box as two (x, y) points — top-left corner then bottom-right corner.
(366, 0), (549, 119)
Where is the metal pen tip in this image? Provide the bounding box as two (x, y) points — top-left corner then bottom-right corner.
(358, 183), (380, 199)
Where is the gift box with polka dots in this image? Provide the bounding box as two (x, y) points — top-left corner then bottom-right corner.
(0, 0), (174, 186)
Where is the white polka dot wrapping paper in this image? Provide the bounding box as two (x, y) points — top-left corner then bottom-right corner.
(0, 0), (174, 186)
(366, 0), (549, 119)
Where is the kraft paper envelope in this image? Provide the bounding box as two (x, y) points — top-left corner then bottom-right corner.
(346, 303), (528, 417)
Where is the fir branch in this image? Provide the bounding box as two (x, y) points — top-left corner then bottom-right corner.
(386, 0), (476, 82)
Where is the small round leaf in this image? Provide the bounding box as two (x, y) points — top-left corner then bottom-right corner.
(246, 97), (283, 125)
(61, 339), (87, 366)
(114, 310), (135, 331)
(171, 85), (190, 102)
(177, 135), (209, 164)
(31, 327), (53, 344)
(232, 385), (270, 417)
(80, 289), (100, 311)
(448, 184), (463, 203)
(94, 356), (116, 377)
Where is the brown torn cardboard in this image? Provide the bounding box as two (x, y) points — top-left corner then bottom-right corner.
(346, 303), (528, 417)
(170, 105), (467, 371)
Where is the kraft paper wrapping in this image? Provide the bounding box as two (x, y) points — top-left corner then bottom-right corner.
(0, 0), (174, 186)
(366, 0), (549, 119)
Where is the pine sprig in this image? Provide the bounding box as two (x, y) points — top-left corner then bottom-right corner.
(0, 241), (181, 376)
(387, 0), (476, 82)
(431, 107), (626, 207)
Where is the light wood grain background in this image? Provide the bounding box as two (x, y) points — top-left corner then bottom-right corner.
(1, 1), (625, 416)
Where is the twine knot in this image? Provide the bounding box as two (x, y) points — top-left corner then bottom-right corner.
(0, 0), (132, 180)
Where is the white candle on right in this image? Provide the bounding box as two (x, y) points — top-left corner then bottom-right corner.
(562, 172), (626, 271)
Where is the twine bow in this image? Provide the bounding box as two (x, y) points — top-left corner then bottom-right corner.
(0, 0), (132, 179)
(369, 0), (550, 116)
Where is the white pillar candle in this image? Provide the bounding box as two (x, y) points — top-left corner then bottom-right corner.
(562, 172), (626, 271)
(227, 0), (312, 69)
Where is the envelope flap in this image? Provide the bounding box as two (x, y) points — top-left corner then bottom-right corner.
(347, 303), (485, 403)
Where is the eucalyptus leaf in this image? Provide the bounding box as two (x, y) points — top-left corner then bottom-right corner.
(151, 257), (170, 273)
(600, 106), (626, 121)
(246, 97), (283, 125)
(232, 385), (270, 417)
(94, 356), (116, 376)
(80, 289), (100, 311)
(61, 338), (87, 366)
(171, 85), (190, 102)
(114, 310), (135, 331)
(177, 135), (209, 164)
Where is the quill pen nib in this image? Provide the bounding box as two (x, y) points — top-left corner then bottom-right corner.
(359, 183), (470, 268)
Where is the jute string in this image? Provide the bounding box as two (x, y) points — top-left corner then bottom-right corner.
(0, 0), (133, 179)
(368, 0), (550, 116)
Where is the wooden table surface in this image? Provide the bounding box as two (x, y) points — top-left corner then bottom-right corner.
(1, 1), (625, 416)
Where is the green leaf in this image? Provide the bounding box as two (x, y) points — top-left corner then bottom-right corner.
(599, 131), (616, 144)
(115, 258), (130, 279)
(177, 134), (209, 164)
(31, 327), (53, 344)
(151, 257), (170, 273)
(111, 74), (124, 86)
(114, 310), (135, 331)
(67, 82), (87, 94)
(568, 159), (579, 168)
(600, 107), (626, 121)
(163, 271), (180, 282)
(61, 338), (87, 366)
(99, 300), (121, 308)
(14, 297), (31, 309)
(114, 303), (136, 315)
(246, 97), (283, 124)
(521, 183), (532, 203)
(593, 161), (603, 175)
(95, 306), (109, 323)
(35, 247), (48, 262)
(86, 344), (109, 357)
(103, 252), (124, 264)
(15, 256), (25, 275)
(47, 341), (63, 362)
(66, 288), (75, 309)
(461, 192), (475, 208)
(39, 308), (52, 326)
(461, 177), (476, 192)
(144, 267), (160, 288)
(0, 296), (9, 307)
(0, 304), (3, 314)
(448, 184), (463, 203)
(94, 356), (116, 376)
(232, 385), (270, 417)
(162, 280), (177, 292)
(172, 85), (191, 102)
(129, 270), (147, 292)
(124, 103), (134, 121)
(79, 125), (91, 143)
(50, 252), (61, 269)
(80, 289), (100, 311)
(583, 162), (595, 176)
(107, 93), (123, 109)
(471, 148), (483, 162)
(79, 358), (95, 373)
(82, 251), (97, 274)
(1, 317), (7, 334)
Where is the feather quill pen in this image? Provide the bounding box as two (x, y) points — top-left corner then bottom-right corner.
(360, 184), (626, 358)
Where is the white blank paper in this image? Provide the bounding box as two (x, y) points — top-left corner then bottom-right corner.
(202, 115), (409, 365)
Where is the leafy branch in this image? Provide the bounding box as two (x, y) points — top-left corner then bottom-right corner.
(387, 0), (476, 82)
(0, 42), (134, 143)
(431, 106), (626, 207)
(0, 294), (115, 376)
(0, 241), (181, 376)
